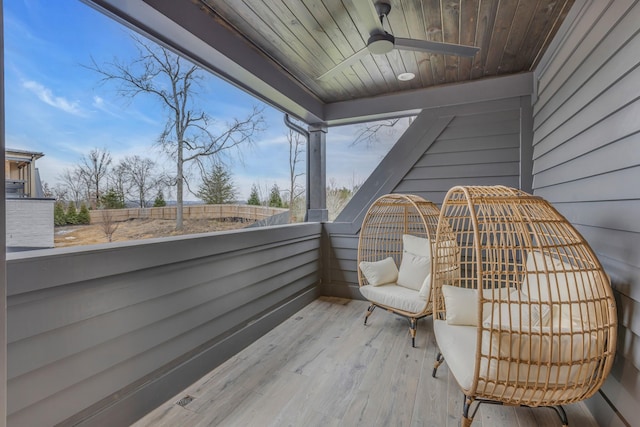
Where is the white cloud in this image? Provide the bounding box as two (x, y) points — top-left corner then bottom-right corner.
(23, 80), (87, 116)
(91, 95), (122, 118)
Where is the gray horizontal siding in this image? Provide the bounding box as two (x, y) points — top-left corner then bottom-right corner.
(533, 133), (640, 188)
(536, 167), (640, 202)
(532, 1), (640, 425)
(6, 223), (322, 427)
(552, 200), (640, 234)
(402, 105), (522, 205)
(323, 89), (529, 298)
(321, 233), (359, 299)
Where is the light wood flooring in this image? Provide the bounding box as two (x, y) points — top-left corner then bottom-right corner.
(133, 297), (599, 427)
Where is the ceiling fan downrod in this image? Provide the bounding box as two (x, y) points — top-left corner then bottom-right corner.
(369, 2), (394, 55)
(375, 1), (392, 25)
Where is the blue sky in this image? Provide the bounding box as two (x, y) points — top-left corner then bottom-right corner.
(4, 0), (400, 201)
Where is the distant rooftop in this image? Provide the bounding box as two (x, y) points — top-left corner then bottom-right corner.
(5, 148), (44, 161)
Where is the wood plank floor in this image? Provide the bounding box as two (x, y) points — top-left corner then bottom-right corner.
(132, 297), (600, 427)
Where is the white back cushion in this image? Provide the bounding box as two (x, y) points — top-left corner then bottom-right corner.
(482, 290), (549, 329)
(397, 234), (432, 291)
(443, 285), (477, 326)
(403, 234), (430, 257)
(521, 251), (600, 328)
(480, 326), (599, 386)
(418, 273), (432, 300)
(359, 257), (398, 286)
(397, 251), (430, 291)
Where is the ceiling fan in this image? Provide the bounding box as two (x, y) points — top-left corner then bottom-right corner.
(317, 1), (480, 81)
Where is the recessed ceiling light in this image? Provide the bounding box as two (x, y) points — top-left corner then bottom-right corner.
(397, 72), (415, 81)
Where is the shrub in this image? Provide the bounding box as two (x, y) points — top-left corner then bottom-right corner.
(101, 188), (125, 209)
(66, 202), (78, 225)
(77, 203), (91, 224)
(153, 191), (167, 207)
(54, 202), (67, 226)
(247, 184), (261, 206)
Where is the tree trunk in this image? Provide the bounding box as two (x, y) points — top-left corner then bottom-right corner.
(176, 140), (184, 230)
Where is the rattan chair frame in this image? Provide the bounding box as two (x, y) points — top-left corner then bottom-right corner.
(430, 186), (617, 427)
(357, 193), (441, 347)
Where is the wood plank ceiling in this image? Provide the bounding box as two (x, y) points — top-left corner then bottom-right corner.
(195, 0), (575, 104)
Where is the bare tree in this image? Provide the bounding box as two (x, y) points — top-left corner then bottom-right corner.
(116, 155), (158, 207)
(286, 128), (305, 218)
(326, 178), (361, 221)
(79, 168), (93, 206)
(108, 162), (130, 206)
(59, 167), (87, 207)
(352, 116), (415, 145)
(78, 148), (112, 208)
(87, 35), (265, 229)
(99, 209), (119, 242)
(256, 181), (272, 207)
(41, 182), (53, 198)
(52, 183), (69, 202)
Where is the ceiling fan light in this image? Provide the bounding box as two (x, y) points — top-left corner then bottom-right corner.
(397, 72), (415, 81)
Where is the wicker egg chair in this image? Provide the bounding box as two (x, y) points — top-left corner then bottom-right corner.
(357, 193), (441, 347)
(431, 186), (617, 427)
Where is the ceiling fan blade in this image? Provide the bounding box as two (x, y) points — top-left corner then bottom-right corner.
(395, 37), (479, 57)
(347, 0), (385, 36)
(316, 47), (370, 81)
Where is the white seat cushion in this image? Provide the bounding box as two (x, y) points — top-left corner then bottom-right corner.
(360, 283), (427, 314)
(435, 320), (595, 403)
(434, 320), (477, 391)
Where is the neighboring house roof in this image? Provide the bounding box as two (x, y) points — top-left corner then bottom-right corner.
(6, 148), (45, 162)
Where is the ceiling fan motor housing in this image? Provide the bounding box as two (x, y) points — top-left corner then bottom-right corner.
(367, 32), (395, 55)
(316, 0), (478, 80)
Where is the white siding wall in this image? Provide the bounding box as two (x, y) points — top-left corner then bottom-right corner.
(532, 1), (640, 425)
(5, 199), (54, 249)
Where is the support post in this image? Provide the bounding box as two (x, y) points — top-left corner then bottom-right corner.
(0, 2), (8, 425)
(306, 123), (328, 222)
(519, 95), (534, 193)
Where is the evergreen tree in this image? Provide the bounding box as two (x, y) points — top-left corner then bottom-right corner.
(153, 190), (167, 207)
(66, 202), (79, 225)
(77, 203), (91, 225)
(268, 183), (283, 208)
(101, 188), (125, 209)
(197, 164), (237, 204)
(247, 184), (261, 206)
(54, 202), (67, 226)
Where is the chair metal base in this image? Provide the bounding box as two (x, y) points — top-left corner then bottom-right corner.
(433, 352), (569, 426)
(363, 303), (424, 347)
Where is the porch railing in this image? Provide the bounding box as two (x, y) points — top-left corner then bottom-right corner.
(6, 223), (321, 426)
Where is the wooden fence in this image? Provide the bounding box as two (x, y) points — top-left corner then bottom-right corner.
(89, 204), (288, 224)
